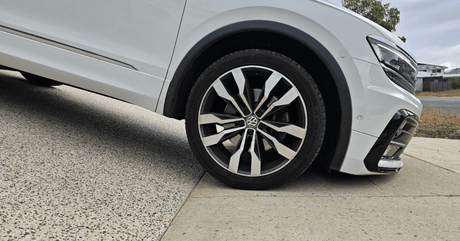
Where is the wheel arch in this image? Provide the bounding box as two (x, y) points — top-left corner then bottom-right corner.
(163, 20), (352, 171)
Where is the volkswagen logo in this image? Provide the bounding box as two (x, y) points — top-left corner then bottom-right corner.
(246, 116), (259, 128)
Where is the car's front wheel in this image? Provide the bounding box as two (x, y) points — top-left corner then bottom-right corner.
(186, 49), (326, 189)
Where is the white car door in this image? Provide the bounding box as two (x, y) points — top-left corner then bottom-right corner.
(0, 0), (186, 110)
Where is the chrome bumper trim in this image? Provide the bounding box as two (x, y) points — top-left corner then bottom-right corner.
(378, 159), (403, 172)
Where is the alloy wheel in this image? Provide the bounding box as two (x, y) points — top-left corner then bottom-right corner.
(198, 65), (308, 177)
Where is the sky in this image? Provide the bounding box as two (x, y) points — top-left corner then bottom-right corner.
(326, 0), (460, 70)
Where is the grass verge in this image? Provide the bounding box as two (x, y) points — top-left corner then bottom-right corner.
(415, 105), (460, 139)
(415, 89), (460, 97)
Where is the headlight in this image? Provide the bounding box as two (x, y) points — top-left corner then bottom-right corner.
(367, 35), (418, 94)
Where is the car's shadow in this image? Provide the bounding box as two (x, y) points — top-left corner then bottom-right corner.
(291, 163), (393, 191)
(0, 70), (203, 177)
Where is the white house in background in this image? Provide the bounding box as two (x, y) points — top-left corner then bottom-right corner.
(416, 63), (449, 91)
(444, 68), (460, 78)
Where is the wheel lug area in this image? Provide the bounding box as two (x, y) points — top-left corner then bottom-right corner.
(255, 108), (265, 118)
(257, 122), (266, 131)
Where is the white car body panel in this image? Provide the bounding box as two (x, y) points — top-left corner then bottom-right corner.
(163, 0), (422, 134)
(340, 130), (382, 175)
(159, 0), (422, 175)
(0, 0), (186, 110)
(0, 30), (161, 110)
(0, 0), (423, 177)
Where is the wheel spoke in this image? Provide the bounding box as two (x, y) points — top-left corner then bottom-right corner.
(259, 88), (299, 119)
(212, 79), (246, 117)
(202, 126), (245, 147)
(199, 113), (244, 125)
(254, 72), (283, 114)
(249, 131), (262, 176)
(228, 129), (249, 174)
(258, 129), (296, 160)
(260, 120), (306, 139)
(231, 68), (252, 113)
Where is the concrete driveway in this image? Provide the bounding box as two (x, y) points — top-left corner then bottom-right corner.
(162, 140), (460, 240)
(2, 70), (459, 240)
(0, 70), (204, 240)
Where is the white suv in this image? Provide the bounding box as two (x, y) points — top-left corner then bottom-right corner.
(0, 0), (422, 189)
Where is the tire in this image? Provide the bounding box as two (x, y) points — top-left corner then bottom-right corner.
(186, 49), (326, 189)
(21, 72), (62, 86)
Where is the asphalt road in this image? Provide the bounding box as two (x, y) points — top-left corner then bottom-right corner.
(0, 70), (204, 240)
(418, 96), (460, 115)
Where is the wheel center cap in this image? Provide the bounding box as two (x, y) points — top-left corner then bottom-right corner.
(246, 116), (259, 128)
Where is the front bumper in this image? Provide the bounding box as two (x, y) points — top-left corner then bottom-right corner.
(336, 57), (422, 175)
(338, 111), (420, 176)
(364, 110), (419, 173)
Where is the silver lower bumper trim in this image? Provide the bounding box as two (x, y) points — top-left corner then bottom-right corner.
(378, 159), (403, 172)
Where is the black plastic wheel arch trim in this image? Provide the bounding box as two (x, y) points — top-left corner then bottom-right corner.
(164, 20), (353, 171)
